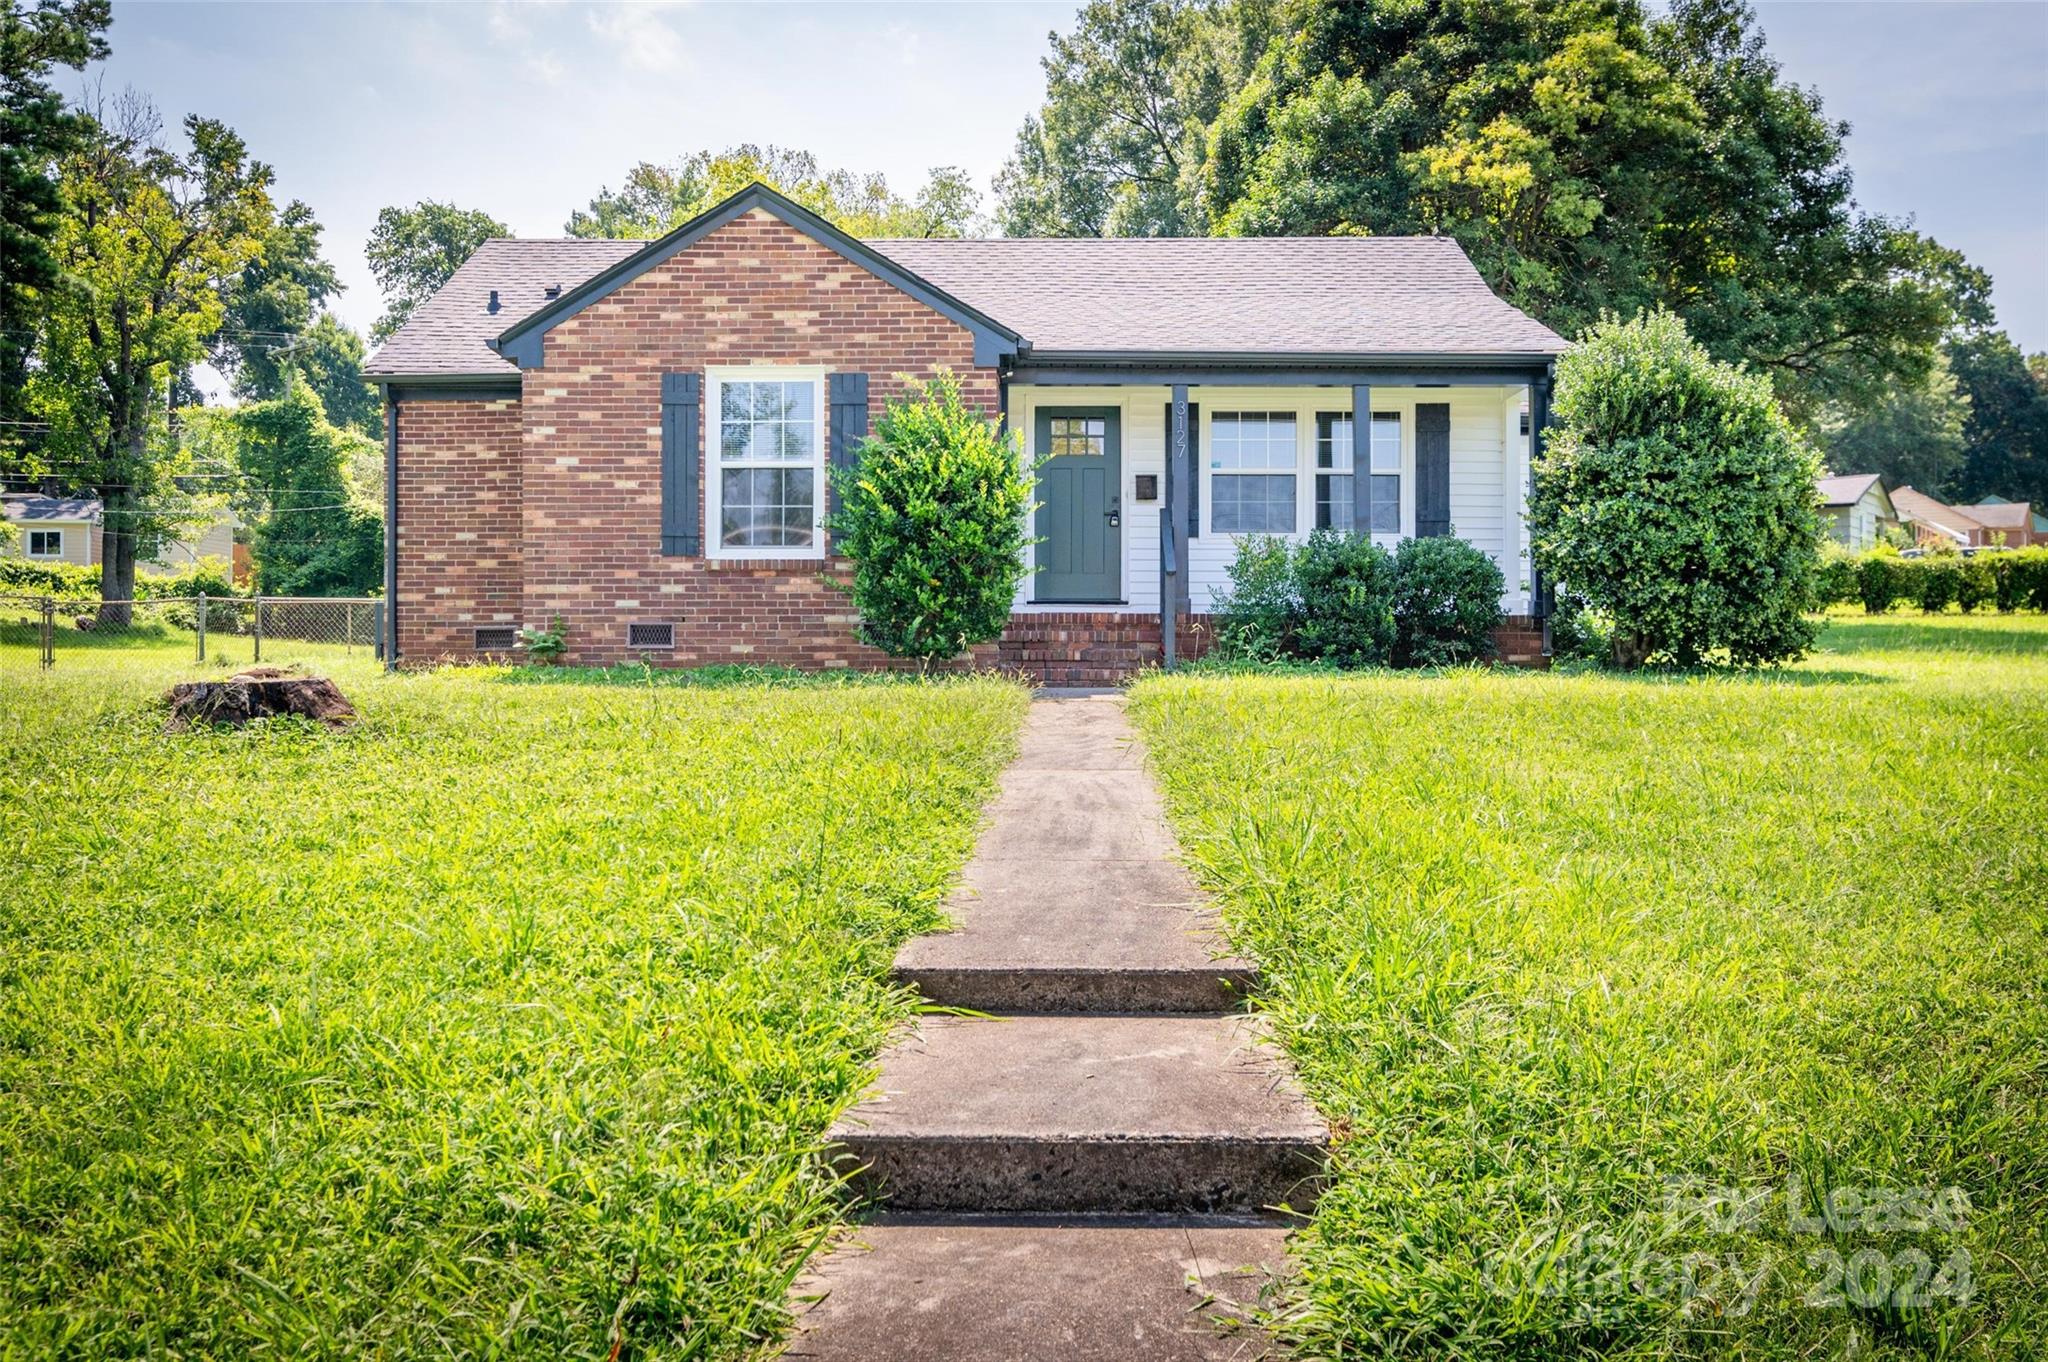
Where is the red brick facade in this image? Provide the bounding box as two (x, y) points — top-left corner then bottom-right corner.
(393, 208), (1549, 680)
(393, 394), (523, 660)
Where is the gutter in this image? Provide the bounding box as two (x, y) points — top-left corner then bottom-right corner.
(383, 390), (398, 671)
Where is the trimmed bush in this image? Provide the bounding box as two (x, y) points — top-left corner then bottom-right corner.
(1212, 534), (1299, 663)
(1292, 529), (1396, 667)
(1531, 310), (1825, 667)
(1955, 556), (1996, 613)
(1813, 543), (1860, 608)
(1215, 530), (1503, 669)
(1391, 534), (1504, 667)
(830, 371), (1035, 662)
(1989, 547), (2048, 612)
(1857, 548), (1907, 614)
(1910, 553), (1960, 614)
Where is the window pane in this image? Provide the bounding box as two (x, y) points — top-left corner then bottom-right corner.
(721, 466), (816, 547)
(722, 422), (750, 459)
(722, 384), (751, 421)
(779, 422), (815, 460)
(1213, 473), (1296, 533)
(1371, 473), (1400, 534)
(1212, 413), (1295, 471)
(1315, 473), (1354, 530)
(782, 382), (815, 422)
(1371, 414), (1401, 472)
(1316, 414), (1353, 472)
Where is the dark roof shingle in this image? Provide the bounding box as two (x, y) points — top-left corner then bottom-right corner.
(2, 494), (100, 522)
(871, 236), (1567, 356)
(365, 231), (1567, 380)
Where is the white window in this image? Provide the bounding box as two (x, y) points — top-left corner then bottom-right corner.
(26, 528), (63, 559)
(708, 367), (826, 558)
(1210, 412), (1297, 533)
(1315, 412), (1401, 534)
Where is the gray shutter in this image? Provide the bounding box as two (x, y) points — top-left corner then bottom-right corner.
(828, 372), (870, 552)
(1166, 402), (1200, 537)
(1416, 402), (1451, 538)
(661, 372), (701, 556)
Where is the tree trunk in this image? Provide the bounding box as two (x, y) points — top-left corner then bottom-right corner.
(97, 397), (148, 625)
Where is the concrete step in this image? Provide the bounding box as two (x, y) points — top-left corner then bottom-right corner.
(897, 858), (1255, 1014)
(828, 1015), (1327, 1215)
(787, 1220), (1287, 1361)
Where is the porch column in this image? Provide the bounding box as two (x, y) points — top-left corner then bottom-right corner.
(1164, 384), (1191, 668)
(1529, 368), (1554, 651)
(1350, 384), (1372, 532)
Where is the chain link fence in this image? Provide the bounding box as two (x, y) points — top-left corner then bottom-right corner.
(1, 594), (383, 676)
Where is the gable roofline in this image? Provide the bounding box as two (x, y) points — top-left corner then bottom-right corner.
(490, 182), (1025, 369)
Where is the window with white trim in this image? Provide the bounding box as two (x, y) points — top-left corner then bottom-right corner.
(1210, 412), (1297, 533)
(26, 528), (63, 559)
(1315, 412), (1400, 534)
(710, 368), (825, 556)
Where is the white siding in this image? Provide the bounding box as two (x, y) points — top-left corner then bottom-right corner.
(1011, 382), (1532, 614)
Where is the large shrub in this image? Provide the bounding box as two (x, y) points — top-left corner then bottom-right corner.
(1292, 529), (1396, 667)
(1531, 310), (1825, 667)
(1989, 548), (2048, 612)
(1211, 534), (1299, 663)
(1391, 534), (1504, 666)
(0, 556), (244, 602)
(830, 372), (1035, 662)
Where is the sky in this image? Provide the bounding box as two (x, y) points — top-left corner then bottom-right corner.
(86, 0), (2048, 360)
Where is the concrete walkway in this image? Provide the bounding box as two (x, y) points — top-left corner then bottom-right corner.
(787, 694), (1327, 1360)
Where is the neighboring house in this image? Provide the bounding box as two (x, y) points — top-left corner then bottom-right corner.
(1891, 487), (1983, 548)
(0, 493), (239, 578)
(1815, 473), (1898, 549)
(2, 496), (102, 567)
(362, 183), (1568, 680)
(1966, 497), (2044, 548)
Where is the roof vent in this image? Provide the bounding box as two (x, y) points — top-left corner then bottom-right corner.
(543, 283), (562, 300)
(487, 289), (500, 314)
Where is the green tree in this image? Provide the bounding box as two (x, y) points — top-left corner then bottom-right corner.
(1530, 310), (1825, 668)
(994, 0), (1270, 236)
(1819, 356), (1970, 494)
(567, 146), (982, 240)
(0, 0), (109, 440)
(291, 312), (381, 439)
(229, 377), (382, 595)
(1946, 329), (2048, 506)
(212, 199), (338, 394)
(366, 199), (508, 340)
(1011, 0), (1982, 417)
(829, 372), (1034, 662)
(25, 92), (273, 610)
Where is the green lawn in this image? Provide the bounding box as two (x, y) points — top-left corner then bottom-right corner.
(0, 665), (1025, 1358)
(1130, 613), (2047, 1361)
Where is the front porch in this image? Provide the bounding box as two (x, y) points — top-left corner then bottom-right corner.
(1006, 363), (1555, 667)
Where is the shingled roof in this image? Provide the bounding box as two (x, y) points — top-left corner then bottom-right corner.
(364, 239), (638, 379)
(366, 201), (1566, 381)
(872, 236), (1567, 358)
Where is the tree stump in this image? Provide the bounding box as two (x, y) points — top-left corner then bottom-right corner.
(164, 666), (357, 731)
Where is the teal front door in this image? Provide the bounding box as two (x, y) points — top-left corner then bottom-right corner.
(1034, 407), (1122, 602)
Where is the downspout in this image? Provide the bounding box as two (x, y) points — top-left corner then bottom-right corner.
(1529, 364), (1554, 658)
(383, 388), (398, 671)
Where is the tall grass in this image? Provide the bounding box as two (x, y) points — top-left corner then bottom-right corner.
(1130, 614), (2047, 1360)
(0, 667), (1025, 1357)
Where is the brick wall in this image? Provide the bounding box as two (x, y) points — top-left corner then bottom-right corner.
(394, 395), (523, 660)
(515, 207), (998, 668)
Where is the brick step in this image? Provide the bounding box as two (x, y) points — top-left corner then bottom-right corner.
(827, 1015), (1328, 1215)
(789, 1220), (1288, 1361)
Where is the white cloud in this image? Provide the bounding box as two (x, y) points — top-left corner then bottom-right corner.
(585, 3), (694, 76)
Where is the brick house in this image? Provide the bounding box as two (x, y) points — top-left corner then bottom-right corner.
(364, 183), (1567, 681)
